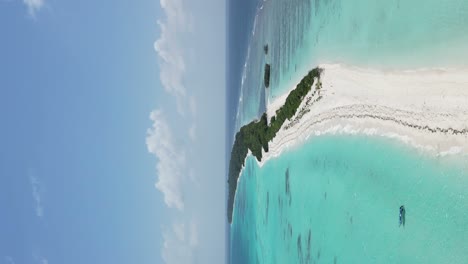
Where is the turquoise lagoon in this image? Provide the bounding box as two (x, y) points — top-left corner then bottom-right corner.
(229, 0), (468, 263)
(230, 136), (468, 263)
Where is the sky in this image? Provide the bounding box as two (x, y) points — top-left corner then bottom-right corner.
(0, 0), (225, 263)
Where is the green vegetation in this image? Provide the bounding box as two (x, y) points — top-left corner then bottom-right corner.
(227, 67), (322, 223)
(264, 64), (271, 88)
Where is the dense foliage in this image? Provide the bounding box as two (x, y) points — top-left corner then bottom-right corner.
(264, 64), (271, 88)
(228, 67), (322, 223)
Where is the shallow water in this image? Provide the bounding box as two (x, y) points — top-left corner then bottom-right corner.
(230, 136), (468, 263)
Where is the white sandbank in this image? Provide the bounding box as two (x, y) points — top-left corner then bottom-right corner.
(232, 64), (468, 224)
(260, 64), (468, 166)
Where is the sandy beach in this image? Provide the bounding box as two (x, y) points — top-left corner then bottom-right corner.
(261, 64), (468, 166)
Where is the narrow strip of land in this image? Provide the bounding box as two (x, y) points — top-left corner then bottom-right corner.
(227, 68), (322, 223)
(228, 64), (468, 224)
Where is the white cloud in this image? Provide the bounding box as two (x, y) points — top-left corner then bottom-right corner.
(23, 0), (44, 17)
(154, 0), (193, 115)
(161, 220), (199, 264)
(146, 110), (186, 211)
(40, 258), (48, 264)
(29, 174), (44, 218)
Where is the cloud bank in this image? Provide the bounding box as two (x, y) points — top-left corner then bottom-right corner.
(154, 0), (194, 115)
(150, 1), (205, 263)
(146, 110), (186, 211)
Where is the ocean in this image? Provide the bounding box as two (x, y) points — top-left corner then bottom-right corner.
(227, 0), (468, 263)
(230, 136), (468, 263)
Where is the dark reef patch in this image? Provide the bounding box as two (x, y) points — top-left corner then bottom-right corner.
(297, 235), (304, 264)
(265, 192), (269, 224)
(285, 167), (292, 206)
(306, 229), (312, 262)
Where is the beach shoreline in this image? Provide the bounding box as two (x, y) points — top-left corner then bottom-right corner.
(259, 63), (468, 167)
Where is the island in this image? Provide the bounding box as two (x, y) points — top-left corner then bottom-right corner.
(227, 67), (322, 223)
(264, 63), (271, 88)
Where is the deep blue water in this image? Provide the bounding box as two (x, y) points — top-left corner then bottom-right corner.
(226, 0), (260, 148)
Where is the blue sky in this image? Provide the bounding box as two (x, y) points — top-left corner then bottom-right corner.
(0, 0), (225, 263)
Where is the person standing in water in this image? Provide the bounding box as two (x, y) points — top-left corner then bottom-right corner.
(399, 205), (406, 227)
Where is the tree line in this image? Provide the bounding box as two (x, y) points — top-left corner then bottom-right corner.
(227, 67), (322, 223)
